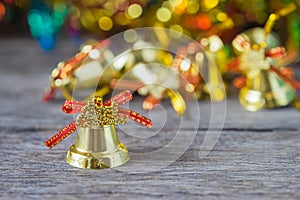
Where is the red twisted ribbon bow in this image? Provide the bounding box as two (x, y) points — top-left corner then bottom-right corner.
(44, 90), (152, 149)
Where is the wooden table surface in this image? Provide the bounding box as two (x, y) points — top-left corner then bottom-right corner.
(0, 38), (299, 199)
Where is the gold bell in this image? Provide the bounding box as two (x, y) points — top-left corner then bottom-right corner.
(44, 91), (152, 169)
(66, 124), (129, 169)
(239, 69), (295, 111)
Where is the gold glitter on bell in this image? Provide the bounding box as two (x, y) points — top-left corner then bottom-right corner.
(66, 97), (129, 169)
(66, 124), (129, 169)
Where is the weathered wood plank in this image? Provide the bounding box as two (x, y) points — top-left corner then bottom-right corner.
(0, 130), (299, 199)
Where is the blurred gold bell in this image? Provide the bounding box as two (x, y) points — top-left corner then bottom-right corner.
(66, 125), (129, 169)
(239, 70), (295, 111)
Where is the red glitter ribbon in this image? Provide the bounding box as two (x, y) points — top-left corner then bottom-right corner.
(43, 40), (110, 102)
(118, 107), (152, 128)
(44, 90), (152, 148)
(44, 121), (77, 149)
(269, 66), (300, 89)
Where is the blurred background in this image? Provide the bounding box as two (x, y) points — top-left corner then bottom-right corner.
(0, 0), (299, 52)
(1, 0), (300, 113)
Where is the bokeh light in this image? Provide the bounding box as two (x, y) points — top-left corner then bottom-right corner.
(127, 3), (143, 19)
(202, 0), (219, 11)
(0, 0), (299, 57)
(0, 3), (6, 22)
(26, 1), (68, 50)
(156, 7), (171, 22)
(98, 16), (113, 31)
(197, 13), (212, 30)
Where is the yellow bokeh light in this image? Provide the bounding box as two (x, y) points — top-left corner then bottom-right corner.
(156, 7), (171, 22)
(170, 24), (183, 32)
(200, 38), (209, 47)
(172, 0), (187, 15)
(98, 16), (113, 31)
(127, 4), (143, 19)
(217, 12), (227, 21)
(202, 0), (219, 11)
(170, 24), (183, 38)
(159, 52), (173, 66)
(102, 1), (115, 16)
(82, 10), (96, 23)
(186, 1), (199, 14)
(81, 10), (98, 31)
(185, 83), (195, 93)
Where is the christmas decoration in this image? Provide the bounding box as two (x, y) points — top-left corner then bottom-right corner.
(230, 2), (300, 111)
(42, 39), (112, 102)
(44, 90), (152, 169)
(43, 27), (226, 115)
(1, 0), (299, 53)
(2, 0), (299, 113)
(231, 27), (296, 111)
